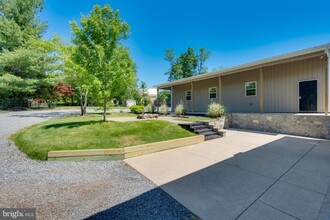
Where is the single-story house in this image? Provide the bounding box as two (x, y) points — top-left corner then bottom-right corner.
(155, 44), (330, 115)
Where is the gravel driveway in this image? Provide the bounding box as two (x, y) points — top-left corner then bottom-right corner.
(0, 110), (196, 220)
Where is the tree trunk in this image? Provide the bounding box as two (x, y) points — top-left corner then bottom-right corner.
(83, 88), (88, 116)
(79, 89), (84, 116)
(103, 97), (107, 122)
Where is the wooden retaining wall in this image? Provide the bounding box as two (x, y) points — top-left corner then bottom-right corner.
(48, 135), (204, 161)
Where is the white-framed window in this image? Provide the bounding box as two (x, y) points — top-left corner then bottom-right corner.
(185, 90), (191, 101)
(245, 81), (257, 96)
(209, 87), (217, 99)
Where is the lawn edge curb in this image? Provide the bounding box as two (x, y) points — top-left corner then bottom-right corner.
(47, 135), (204, 161)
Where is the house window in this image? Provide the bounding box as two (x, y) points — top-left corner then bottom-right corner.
(185, 90), (191, 101)
(209, 87), (217, 99)
(245, 81), (257, 96)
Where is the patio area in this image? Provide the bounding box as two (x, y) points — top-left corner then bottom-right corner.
(125, 129), (330, 220)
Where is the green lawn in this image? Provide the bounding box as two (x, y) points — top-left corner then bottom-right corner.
(12, 114), (195, 160)
(174, 117), (216, 122)
(95, 112), (136, 117)
(46, 106), (130, 111)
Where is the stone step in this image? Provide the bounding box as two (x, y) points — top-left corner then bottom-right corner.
(204, 135), (222, 141)
(200, 131), (217, 136)
(190, 122), (205, 126)
(190, 124), (208, 130)
(194, 128), (213, 133)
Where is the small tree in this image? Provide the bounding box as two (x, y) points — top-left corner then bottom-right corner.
(64, 45), (96, 116)
(71, 4), (133, 122)
(35, 76), (62, 108)
(54, 82), (75, 104)
(158, 90), (170, 103)
(139, 81), (150, 106)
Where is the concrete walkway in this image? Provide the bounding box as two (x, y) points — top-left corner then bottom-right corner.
(125, 129), (330, 220)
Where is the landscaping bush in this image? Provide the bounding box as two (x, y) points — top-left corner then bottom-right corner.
(130, 105), (144, 114)
(175, 100), (185, 115)
(159, 101), (168, 115)
(207, 102), (225, 118)
(144, 104), (155, 113)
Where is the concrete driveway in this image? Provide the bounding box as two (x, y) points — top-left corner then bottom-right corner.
(125, 129), (330, 220)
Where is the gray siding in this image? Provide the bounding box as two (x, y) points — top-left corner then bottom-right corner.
(263, 57), (325, 112)
(171, 56), (326, 113)
(222, 69), (260, 113)
(193, 78), (219, 112)
(172, 83), (192, 112)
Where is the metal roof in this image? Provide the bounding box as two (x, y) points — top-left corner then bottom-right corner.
(155, 43), (330, 89)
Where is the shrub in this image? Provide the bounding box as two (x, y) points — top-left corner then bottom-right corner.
(159, 101), (168, 115)
(141, 97), (152, 106)
(130, 105), (144, 114)
(144, 104), (155, 113)
(207, 102), (225, 118)
(175, 100), (185, 115)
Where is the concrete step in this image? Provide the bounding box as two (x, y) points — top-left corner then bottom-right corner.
(204, 135), (222, 141)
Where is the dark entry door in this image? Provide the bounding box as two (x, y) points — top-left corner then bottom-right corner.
(299, 80), (317, 112)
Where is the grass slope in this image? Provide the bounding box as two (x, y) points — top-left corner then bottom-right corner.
(12, 114), (195, 160)
(174, 117), (216, 122)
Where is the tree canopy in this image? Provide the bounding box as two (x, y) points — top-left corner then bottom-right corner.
(164, 47), (211, 81)
(70, 4), (136, 121)
(0, 0), (66, 109)
(0, 0), (47, 51)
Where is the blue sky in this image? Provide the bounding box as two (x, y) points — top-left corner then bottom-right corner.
(41, 0), (330, 87)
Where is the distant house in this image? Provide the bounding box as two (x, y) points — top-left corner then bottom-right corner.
(147, 88), (157, 101)
(124, 99), (136, 107)
(155, 44), (330, 115)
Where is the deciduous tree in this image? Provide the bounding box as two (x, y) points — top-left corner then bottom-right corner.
(63, 45), (96, 115)
(164, 47), (211, 81)
(197, 48), (211, 74)
(71, 4), (134, 121)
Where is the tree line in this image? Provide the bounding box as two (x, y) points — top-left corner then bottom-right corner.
(0, 0), (212, 121)
(0, 0), (140, 121)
